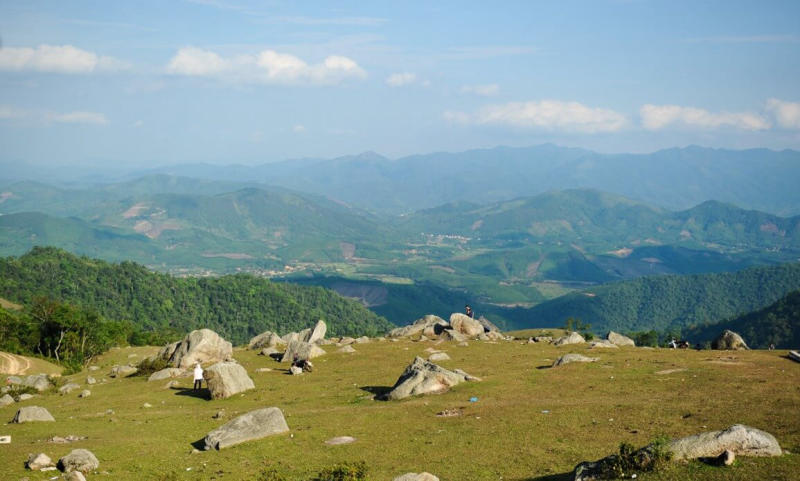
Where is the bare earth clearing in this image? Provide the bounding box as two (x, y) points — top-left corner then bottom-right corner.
(0, 351), (62, 376)
(1, 340), (798, 480)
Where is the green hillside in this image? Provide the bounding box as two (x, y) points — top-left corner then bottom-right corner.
(0, 247), (394, 344)
(685, 290), (800, 349)
(513, 262), (800, 333)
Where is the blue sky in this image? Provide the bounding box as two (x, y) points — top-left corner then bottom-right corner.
(1, 0), (799, 169)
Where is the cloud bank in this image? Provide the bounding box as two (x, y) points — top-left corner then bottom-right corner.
(640, 104), (770, 131)
(166, 47), (366, 85)
(0, 44), (128, 73)
(766, 98), (800, 129)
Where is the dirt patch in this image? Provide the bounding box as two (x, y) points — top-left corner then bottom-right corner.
(122, 202), (148, 219)
(201, 253), (254, 260)
(655, 368), (687, 375)
(607, 248), (633, 258)
(0, 352), (32, 375)
(0, 297), (22, 310)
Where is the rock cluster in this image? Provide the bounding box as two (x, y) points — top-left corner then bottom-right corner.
(157, 329), (233, 369)
(381, 357), (480, 400)
(388, 313), (505, 341)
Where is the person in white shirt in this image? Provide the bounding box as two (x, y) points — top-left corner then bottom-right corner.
(193, 362), (204, 391)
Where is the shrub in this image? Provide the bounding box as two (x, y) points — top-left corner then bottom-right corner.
(258, 466), (288, 481)
(5, 384), (38, 402)
(595, 436), (673, 479)
(313, 461), (368, 481)
(134, 356), (170, 377)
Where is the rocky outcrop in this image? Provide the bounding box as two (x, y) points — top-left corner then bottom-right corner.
(449, 313), (485, 337)
(158, 329), (233, 369)
(553, 354), (598, 367)
(203, 362), (255, 400)
(6, 374), (52, 392)
(304, 320), (327, 344)
(553, 332), (586, 346)
(248, 331), (285, 350)
(589, 340), (618, 349)
(388, 315), (447, 338)
(58, 383), (81, 395)
(57, 449), (99, 473)
(668, 424), (781, 460)
(12, 406), (55, 423)
(281, 340), (326, 363)
(381, 357), (478, 401)
(607, 331), (635, 347)
(711, 330), (749, 350)
(110, 365), (138, 378)
(204, 407), (289, 450)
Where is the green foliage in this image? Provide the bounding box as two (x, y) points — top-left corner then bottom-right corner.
(0, 247), (393, 345)
(630, 330), (659, 347)
(257, 466), (288, 481)
(5, 384), (38, 402)
(134, 356), (170, 377)
(313, 461), (368, 481)
(595, 435), (673, 479)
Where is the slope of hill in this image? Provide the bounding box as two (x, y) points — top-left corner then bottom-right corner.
(511, 262), (800, 333)
(685, 290), (800, 349)
(0, 247), (394, 344)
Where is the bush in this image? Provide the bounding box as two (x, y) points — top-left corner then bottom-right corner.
(258, 466), (288, 481)
(4, 384), (38, 402)
(595, 436), (673, 479)
(134, 356), (170, 377)
(313, 461), (368, 481)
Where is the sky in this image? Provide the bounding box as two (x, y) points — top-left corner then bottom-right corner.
(1, 0), (800, 170)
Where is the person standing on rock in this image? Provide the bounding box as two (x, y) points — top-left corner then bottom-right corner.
(193, 362), (204, 391)
(465, 305), (474, 318)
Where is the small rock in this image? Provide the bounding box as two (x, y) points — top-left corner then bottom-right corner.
(86, 376), (96, 385)
(393, 473), (439, 481)
(59, 383), (81, 395)
(79, 390), (91, 398)
(552, 354), (598, 367)
(0, 393), (14, 406)
(338, 345), (356, 353)
(26, 452), (53, 470)
(254, 368), (272, 373)
(428, 352), (451, 362)
(289, 366), (303, 375)
(58, 449), (99, 473)
(143, 403), (153, 408)
(324, 436), (356, 445)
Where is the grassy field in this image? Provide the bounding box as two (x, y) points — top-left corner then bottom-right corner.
(1, 340), (799, 480)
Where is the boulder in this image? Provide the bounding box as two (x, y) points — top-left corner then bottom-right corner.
(64, 472), (87, 481)
(388, 315), (447, 338)
(57, 449), (99, 473)
(382, 357), (478, 401)
(668, 424), (781, 460)
(148, 368), (186, 382)
(338, 337), (356, 345)
(393, 473), (440, 481)
(338, 345), (356, 353)
(303, 320), (327, 344)
(86, 376), (96, 385)
(475, 316), (501, 332)
(159, 329), (233, 369)
(281, 340), (326, 363)
(449, 313), (485, 337)
(109, 365), (138, 378)
(0, 393), (14, 406)
(259, 346), (280, 357)
(248, 331), (285, 350)
(553, 354), (598, 367)
(289, 366), (303, 375)
(204, 362), (255, 400)
(7, 374), (52, 392)
(533, 336), (553, 343)
(439, 329), (467, 342)
(712, 330), (749, 350)
(354, 336), (370, 344)
(790, 350), (800, 363)
(204, 407), (289, 450)
(79, 390), (91, 398)
(26, 452), (53, 470)
(589, 340), (618, 349)
(428, 352), (451, 362)
(607, 331), (635, 347)
(12, 406), (55, 423)
(58, 383), (81, 395)
(553, 332), (586, 346)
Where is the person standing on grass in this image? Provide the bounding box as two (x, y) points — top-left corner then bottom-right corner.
(193, 362), (204, 391)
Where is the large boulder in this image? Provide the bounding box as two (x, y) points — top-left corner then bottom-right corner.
(553, 331), (586, 346)
(475, 316), (500, 332)
(7, 374), (51, 392)
(440, 329), (468, 342)
(393, 473), (440, 481)
(248, 331), (285, 350)
(388, 315), (448, 338)
(381, 357), (478, 401)
(12, 406), (55, 423)
(159, 329), (233, 369)
(668, 424), (781, 460)
(109, 365), (138, 378)
(59, 383), (81, 395)
(147, 368), (186, 382)
(0, 393), (14, 406)
(553, 354), (598, 367)
(203, 362), (255, 400)
(607, 331), (635, 347)
(204, 407), (289, 450)
(281, 340), (326, 363)
(589, 340), (618, 349)
(26, 452), (54, 470)
(711, 330), (749, 350)
(57, 449), (99, 473)
(302, 320), (327, 344)
(449, 313), (485, 337)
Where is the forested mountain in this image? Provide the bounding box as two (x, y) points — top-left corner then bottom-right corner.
(123, 145), (800, 216)
(0, 247), (394, 344)
(512, 262), (800, 333)
(684, 290), (800, 349)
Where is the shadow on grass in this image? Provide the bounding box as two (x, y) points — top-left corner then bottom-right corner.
(359, 385), (392, 400)
(510, 472), (572, 481)
(171, 387), (210, 400)
(536, 365), (552, 370)
(190, 438), (207, 451)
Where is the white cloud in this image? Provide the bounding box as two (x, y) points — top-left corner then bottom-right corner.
(446, 100), (627, 133)
(766, 98), (800, 129)
(640, 104), (770, 131)
(385, 72), (416, 87)
(292, 124), (306, 133)
(166, 47), (366, 85)
(0, 106), (27, 120)
(0, 44), (129, 73)
(45, 111), (108, 125)
(460, 84), (499, 96)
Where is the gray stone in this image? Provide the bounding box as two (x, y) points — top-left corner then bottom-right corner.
(712, 330), (749, 350)
(248, 331), (285, 350)
(79, 390), (91, 398)
(554, 332), (586, 346)
(18, 393), (34, 401)
(382, 357), (478, 400)
(64, 472), (87, 481)
(338, 345), (356, 353)
(589, 340), (618, 349)
(57, 449), (99, 473)
(26, 452), (53, 470)
(204, 407), (289, 450)
(12, 406), (55, 423)
(59, 383), (81, 395)
(259, 347), (279, 356)
(533, 336), (553, 343)
(393, 473), (439, 481)
(607, 331), (635, 347)
(289, 366), (303, 375)
(449, 313), (485, 337)
(439, 329), (467, 342)
(109, 365), (138, 378)
(325, 436), (356, 445)
(354, 336), (370, 344)
(0, 393), (14, 406)
(158, 329), (233, 369)
(338, 336), (356, 345)
(668, 424), (781, 460)
(303, 320), (327, 344)
(147, 368), (185, 382)
(388, 314), (447, 338)
(790, 350), (800, 363)
(204, 362), (255, 400)
(428, 352), (450, 362)
(86, 376), (96, 385)
(281, 340), (326, 363)
(7, 374), (52, 392)
(553, 354), (598, 367)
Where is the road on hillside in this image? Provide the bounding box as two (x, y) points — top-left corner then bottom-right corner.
(0, 352), (31, 375)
